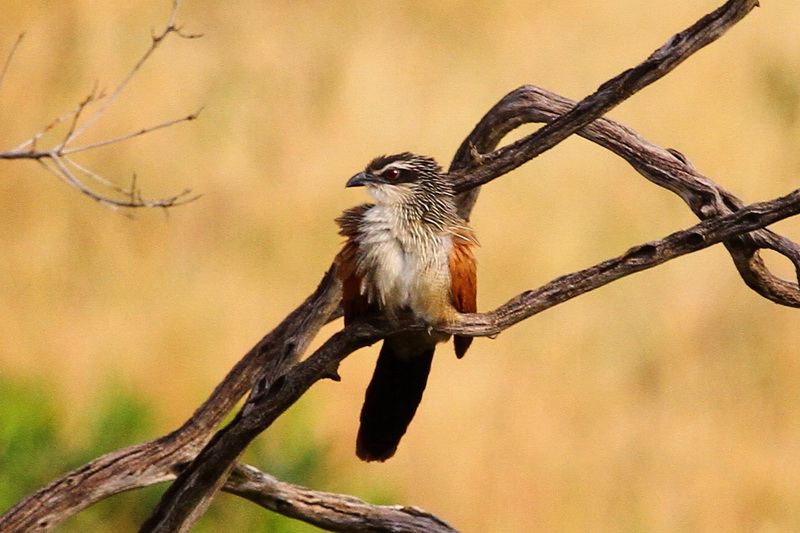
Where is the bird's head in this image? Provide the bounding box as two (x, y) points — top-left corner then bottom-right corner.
(346, 152), (451, 206)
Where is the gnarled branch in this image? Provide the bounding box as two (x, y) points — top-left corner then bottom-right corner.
(224, 463), (459, 533)
(140, 187), (800, 533)
(452, 84), (800, 307)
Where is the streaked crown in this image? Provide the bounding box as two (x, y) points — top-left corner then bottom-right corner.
(366, 152), (442, 184)
(346, 152), (446, 189)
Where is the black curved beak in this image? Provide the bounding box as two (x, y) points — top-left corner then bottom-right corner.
(346, 171), (371, 188)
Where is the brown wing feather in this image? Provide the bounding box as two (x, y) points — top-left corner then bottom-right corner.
(449, 233), (477, 359)
(335, 203), (371, 238)
(335, 204), (373, 325)
(337, 240), (372, 324)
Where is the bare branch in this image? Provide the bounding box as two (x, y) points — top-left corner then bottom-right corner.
(444, 188), (800, 338)
(0, 267), (342, 532)
(453, 84), (800, 307)
(61, 108), (202, 155)
(64, 0), (198, 145)
(138, 268), (346, 532)
(224, 463), (459, 533)
(0, 1), (200, 210)
(450, 0), (760, 194)
(36, 154), (198, 210)
(8, 87), (105, 154)
(53, 90), (100, 153)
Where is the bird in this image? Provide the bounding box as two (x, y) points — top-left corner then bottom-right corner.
(335, 152), (478, 462)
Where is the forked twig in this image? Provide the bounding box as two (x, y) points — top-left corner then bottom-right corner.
(0, 0), (201, 210)
(64, 0), (201, 145)
(62, 108), (203, 155)
(9, 86), (105, 153)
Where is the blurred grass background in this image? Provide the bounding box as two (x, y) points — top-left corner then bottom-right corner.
(1, 0), (799, 531)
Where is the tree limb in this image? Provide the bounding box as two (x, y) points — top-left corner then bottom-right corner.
(0, 267), (342, 532)
(450, 0), (760, 194)
(453, 84), (800, 307)
(142, 185), (800, 533)
(445, 188), (800, 337)
(223, 463), (459, 533)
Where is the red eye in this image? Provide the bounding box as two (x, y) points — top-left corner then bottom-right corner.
(384, 168), (400, 180)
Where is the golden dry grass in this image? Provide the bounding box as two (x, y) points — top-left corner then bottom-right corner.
(2, 1), (800, 531)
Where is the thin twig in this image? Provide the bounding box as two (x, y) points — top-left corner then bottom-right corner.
(64, 0), (197, 146)
(61, 108), (202, 155)
(0, 2), (201, 210)
(8, 87), (105, 153)
(53, 89), (101, 153)
(37, 146), (198, 209)
(67, 157), (131, 194)
(0, 33), (25, 94)
(44, 154), (123, 208)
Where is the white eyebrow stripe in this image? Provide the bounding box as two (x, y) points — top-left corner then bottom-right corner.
(373, 160), (414, 175)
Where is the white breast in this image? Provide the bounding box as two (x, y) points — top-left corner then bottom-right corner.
(357, 205), (453, 323)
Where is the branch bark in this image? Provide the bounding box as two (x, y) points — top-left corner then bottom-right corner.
(138, 1), (766, 528)
(449, 0), (760, 194)
(224, 463), (458, 533)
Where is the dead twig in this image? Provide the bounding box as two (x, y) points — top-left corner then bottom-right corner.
(0, 33), (25, 94)
(0, 0), (201, 210)
(62, 108), (202, 156)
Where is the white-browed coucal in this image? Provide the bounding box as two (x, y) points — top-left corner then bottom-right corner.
(335, 152), (478, 462)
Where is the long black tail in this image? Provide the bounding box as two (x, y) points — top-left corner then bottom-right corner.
(356, 340), (435, 462)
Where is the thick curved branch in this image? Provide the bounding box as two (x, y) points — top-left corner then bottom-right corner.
(454, 84), (800, 307)
(0, 268), (342, 533)
(450, 0), (759, 195)
(138, 319), (382, 532)
(139, 190), (800, 532)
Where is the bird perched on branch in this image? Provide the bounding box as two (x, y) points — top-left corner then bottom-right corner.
(335, 152), (478, 462)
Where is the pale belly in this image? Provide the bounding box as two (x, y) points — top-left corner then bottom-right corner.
(357, 210), (454, 324)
